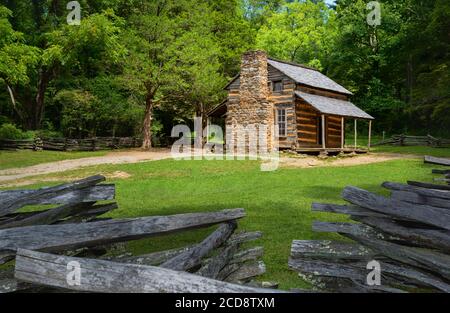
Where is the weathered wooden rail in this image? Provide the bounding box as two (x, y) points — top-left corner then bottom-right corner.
(373, 134), (450, 147)
(425, 155), (450, 167)
(425, 155), (450, 185)
(15, 249), (277, 293)
(289, 156), (450, 293)
(0, 137), (142, 151)
(0, 176), (271, 293)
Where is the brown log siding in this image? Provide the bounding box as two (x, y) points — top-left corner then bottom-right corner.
(296, 99), (320, 147)
(225, 64), (351, 150)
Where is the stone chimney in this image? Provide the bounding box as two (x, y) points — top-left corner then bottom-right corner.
(226, 50), (274, 153)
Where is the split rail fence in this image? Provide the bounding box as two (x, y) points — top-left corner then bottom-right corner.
(0, 137), (142, 151)
(289, 155), (450, 293)
(0, 175), (276, 293)
(373, 134), (450, 147)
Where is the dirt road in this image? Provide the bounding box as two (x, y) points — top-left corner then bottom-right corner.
(0, 149), (415, 186)
(0, 149), (172, 183)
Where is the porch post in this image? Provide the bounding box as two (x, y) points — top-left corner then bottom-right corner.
(368, 120), (372, 151)
(321, 114), (326, 150)
(341, 117), (345, 151)
(354, 119), (357, 150)
(206, 117), (211, 143)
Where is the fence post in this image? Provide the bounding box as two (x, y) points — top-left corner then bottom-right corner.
(400, 134), (405, 146)
(34, 137), (43, 151)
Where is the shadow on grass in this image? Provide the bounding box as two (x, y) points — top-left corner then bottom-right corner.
(299, 183), (383, 201)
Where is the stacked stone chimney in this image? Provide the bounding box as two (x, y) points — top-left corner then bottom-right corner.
(226, 50), (274, 153)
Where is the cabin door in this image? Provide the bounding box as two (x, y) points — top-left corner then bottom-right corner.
(317, 116), (323, 146)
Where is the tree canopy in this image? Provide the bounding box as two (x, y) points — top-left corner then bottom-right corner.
(0, 0), (449, 144)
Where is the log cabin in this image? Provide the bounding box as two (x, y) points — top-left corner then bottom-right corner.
(207, 50), (374, 154)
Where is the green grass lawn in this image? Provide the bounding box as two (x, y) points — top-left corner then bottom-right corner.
(0, 150), (109, 170)
(1, 140), (449, 173)
(3, 157), (441, 290)
(372, 145), (450, 157)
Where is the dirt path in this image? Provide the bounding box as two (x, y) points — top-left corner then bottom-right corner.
(0, 149), (172, 183)
(0, 149), (417, 186)
(279, 152), (419, 168)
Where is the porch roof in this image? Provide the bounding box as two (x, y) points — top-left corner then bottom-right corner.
(295, 91), (374, 120)
(207, 100), (227, 118)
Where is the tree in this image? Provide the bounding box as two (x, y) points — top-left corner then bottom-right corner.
(121, 0), (232, 149)
(54, 75), (143, 138)
(0, 1), (125, 129)
(240, 0), (284, 28)
(329, 0), (450, 135)
(255, 1), (337, 70)
(165, 29), (227, 131)
(0, 5), (40, 123)
(1, 0), (448, 139)
(209, 0), (255, 77)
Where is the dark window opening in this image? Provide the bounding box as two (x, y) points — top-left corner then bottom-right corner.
(273, 81), (283, 92)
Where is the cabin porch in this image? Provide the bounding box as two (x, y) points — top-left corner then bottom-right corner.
(292, 112), (372, 155)
(292, 114), (372, 155)
(293, 91), (374, 155)
(294, 147), (368, 155)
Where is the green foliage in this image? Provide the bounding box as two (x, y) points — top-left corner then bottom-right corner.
(54, 75), (144, 138)
(81, 75), (144, 137)
(0, 0), (449, 137)
(44, 11), (126, 72)
(256, 1), (336, 69)
(0, 5), (40, 86)
(0, 123), (33, 139)
(34, 129), (64, 139)
(55, 90), (99, 138)
(0, 2), (127, 129)
(319, 0), (450, 135)
(240, 0), (284, 28)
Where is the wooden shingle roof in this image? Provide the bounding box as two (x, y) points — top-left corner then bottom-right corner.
(268, 59), (352, 95)
(295, 91), (374, 120)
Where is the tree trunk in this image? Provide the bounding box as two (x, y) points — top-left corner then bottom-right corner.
(197, 102), (208, 145)
(141, 91), (154, 150)
(406, 54), (413, 104)
(5, 84), (24, 122)
(33, 68), (51, 130)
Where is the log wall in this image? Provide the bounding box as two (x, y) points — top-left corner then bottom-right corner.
(296, 99), (320, 147)
(225, 64), (351, 150)
(326, 116), (343, 149)
(296, 85), (349, 101)
(269, 65), (297, 148)
(295, 100), (343, 149)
